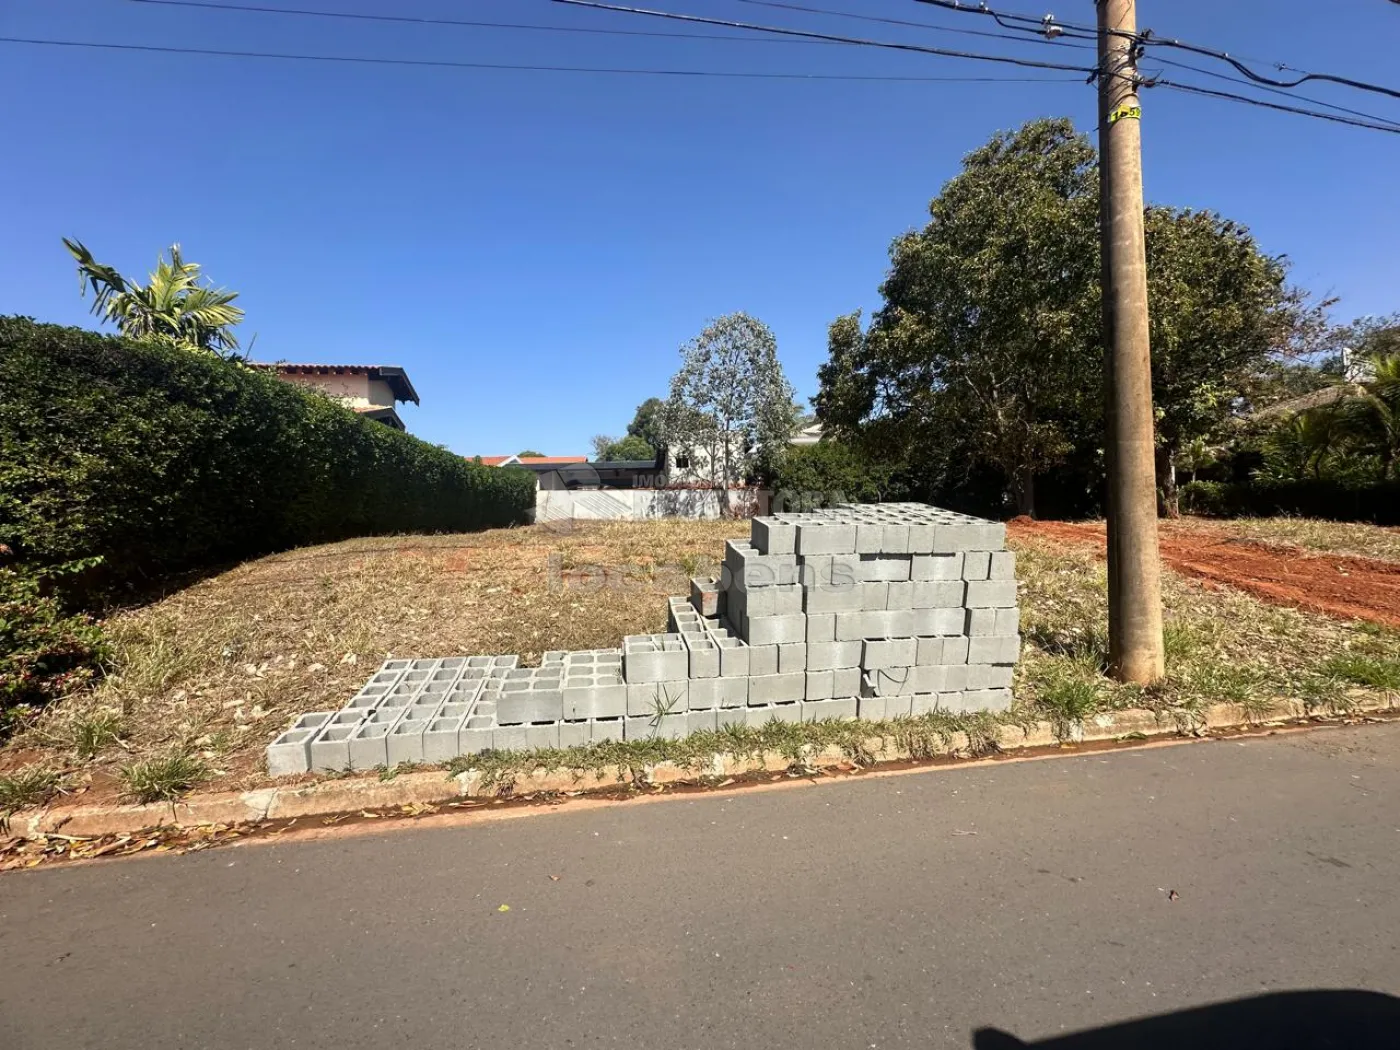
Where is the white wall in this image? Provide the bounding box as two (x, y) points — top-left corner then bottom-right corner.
(535, 488), (767, 522)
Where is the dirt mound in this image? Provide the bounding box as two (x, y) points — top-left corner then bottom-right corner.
(1010, 519), (1400, 629)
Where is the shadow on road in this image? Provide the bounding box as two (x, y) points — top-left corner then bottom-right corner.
(973, 990), (1400, 1048)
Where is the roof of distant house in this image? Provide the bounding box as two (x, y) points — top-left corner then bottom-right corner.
(477, 455), (589, 467)
(249, 363), (420, 405)
(1246, 383), (1365, 422)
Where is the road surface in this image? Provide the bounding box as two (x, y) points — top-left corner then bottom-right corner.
(3, 723), (1398, 1049)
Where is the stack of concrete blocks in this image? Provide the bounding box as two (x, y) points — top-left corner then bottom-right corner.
(265, 502), (1020, 775)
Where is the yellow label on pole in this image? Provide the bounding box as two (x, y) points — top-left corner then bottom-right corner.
(1109, 105), (1142, 124)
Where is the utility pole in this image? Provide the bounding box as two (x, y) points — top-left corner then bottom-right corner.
(1096, 0), (1165, 684)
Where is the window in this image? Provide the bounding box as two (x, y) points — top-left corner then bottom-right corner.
(674, 453), (690, 469)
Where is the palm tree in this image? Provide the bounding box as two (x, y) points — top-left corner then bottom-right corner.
(63, 238), (245, 357)
(1338, 353), (1400, 480)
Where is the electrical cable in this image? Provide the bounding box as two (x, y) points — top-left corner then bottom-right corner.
(0, 34), (1084, 81)
(730, 0), (1096, 49)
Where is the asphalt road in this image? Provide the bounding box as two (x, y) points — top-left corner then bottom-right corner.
(3, 723), (1399, 1050)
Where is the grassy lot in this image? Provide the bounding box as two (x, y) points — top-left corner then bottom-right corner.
(1168, 516), (1400, 563)
(2, 518), (1398, 811)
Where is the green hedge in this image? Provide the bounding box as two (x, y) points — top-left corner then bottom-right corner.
(1180, 479), (1400, 525)
(0, 317), (535, 601)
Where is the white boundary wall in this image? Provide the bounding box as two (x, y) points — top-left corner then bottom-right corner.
(534, 488), (766, 522)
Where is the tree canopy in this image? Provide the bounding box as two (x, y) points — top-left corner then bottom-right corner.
(815, 117), (1316, 516)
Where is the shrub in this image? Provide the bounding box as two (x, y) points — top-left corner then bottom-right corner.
(1180, 478), (1400, 525)
(767, 441), (908, 509)
(0, 564), (106, 717)
(0, 317), (536, 603)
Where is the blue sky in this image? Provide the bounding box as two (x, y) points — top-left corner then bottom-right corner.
(2, 0), (1396, 455)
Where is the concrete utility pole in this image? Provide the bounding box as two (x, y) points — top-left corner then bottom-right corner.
(1096, 0), (1165, 684)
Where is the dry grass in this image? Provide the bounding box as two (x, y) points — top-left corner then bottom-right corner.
(1011, 530), (1400, 724)
(1170, 516), (1400, 563)
(5, 516), (1398, 802)
(4, 521), (747, 793)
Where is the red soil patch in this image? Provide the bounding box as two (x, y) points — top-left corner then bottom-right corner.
(1010, 519), (1400, 629)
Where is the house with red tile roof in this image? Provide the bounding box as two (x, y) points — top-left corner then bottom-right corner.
(250, 363), (419, 431)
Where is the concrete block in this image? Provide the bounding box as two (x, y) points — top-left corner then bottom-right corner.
(995, 607), (1021, 636)
(686, 677), (722, 710)
(542, 650), (567, 666)
(911, 553), (964, 581)
(591, 717), (625, 743)
(497, 678), (563, 724)
(778, 642), (806, 673)
(625, 713), (688, 740)
(748, 672), (806, 705)
(751, 516), (796, 556)
(962, 550), (992, 581)
(862, 637), (916, 670)
(935, 521), (1005, 553)
(804, 669), (834, 701)
(745, 702), (802, 726)
(845, 609), (915, 640)
(912, 608), (967, 636)
(623, 634), (689, 683)
(309, 723), (359, 772)
(291, 712), (333, 733)
(989, 550), (1017, 580)
(861, 581), (889, 611)
(831, 666), (861, 698)
(916, 636), (944, 666)
(747, 614), (806, 646)
(806, 612), (836, 643)
(832, 612), (866, 641)
(943, 636), (970, 664)
(859, 554), (913, 583)
(493, 724), (529, 750)
(748, 644), (779, 677)
(857, 693), (912, 720)
(690, 577), (724, 618)
(385, 719), (429, 765)
(558, 720), (591, 749)
(422, 714), (469, 763)
(884, 581), (916, 610)
(882, 523), (910, 555)
(685, 636), (721, 679)
(561, 674), (627, 720)
(795, 521), (856, 555)
(717, 676), (750, 708)
(803, 696), (857, 721)
(906, 522), (935, 554)
(863, 667), (917, 698)
(968, 635), (1021, 665)
(459, 716), (494, 754)
(803, 581), (863, 613)
(807, 640), (863, 671)
(524, 722), (560, 749)
(740, 583), (804, 617)
(966, 608), (998, 637)
(716, 637), (750, 678)
(963, 688), (1013, 713)
(346, 722), (394, 771)
(855, 522), (885, 555)
(911, 580), (966, 609)
(800, 554), (859, 589)
(687, 709), (718, 734)
(910, 664), (954, 693)
(626, 680), (689, 717)
(266, 728), (315, 777)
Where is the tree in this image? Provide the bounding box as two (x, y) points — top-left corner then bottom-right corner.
(589, 434), (615, 460)
(627, 397), (666, 452)
(516, 449), (544, 458)
(64, 238), (245, 358)
(1336, 353), (1400, 480)
(816, 119), (1100, 516)
(662, 312), (797, 511)
(598, 434), (656, 462)
(815, 117), (1316, 517)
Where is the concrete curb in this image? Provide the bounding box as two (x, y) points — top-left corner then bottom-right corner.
(12, 695), (1395, 842)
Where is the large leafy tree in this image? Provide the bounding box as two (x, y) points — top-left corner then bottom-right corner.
(64, 239), (245, 358)
(662, 312), (797, 510)
(816, 117), (1313, 517)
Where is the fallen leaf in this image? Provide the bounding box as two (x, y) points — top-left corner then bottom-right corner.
(497, 904), (511, 913)
(1168, 889), (1180, 901)
(548, 874), (560, 882)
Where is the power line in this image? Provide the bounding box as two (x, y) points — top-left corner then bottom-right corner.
(1148, 55), (1400, 131)
(123, 0), (848, 46)
(541, 0), (1098, 75)
(1151, 78), (1400, 135)
(905, 0), (1400, 103)
(0, 35), (1083, 82)
(730, 0), (1096, 49)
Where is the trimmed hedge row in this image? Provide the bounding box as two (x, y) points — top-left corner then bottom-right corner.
(0, 317), (535, 601)
(1180, 479), (1400, 526)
